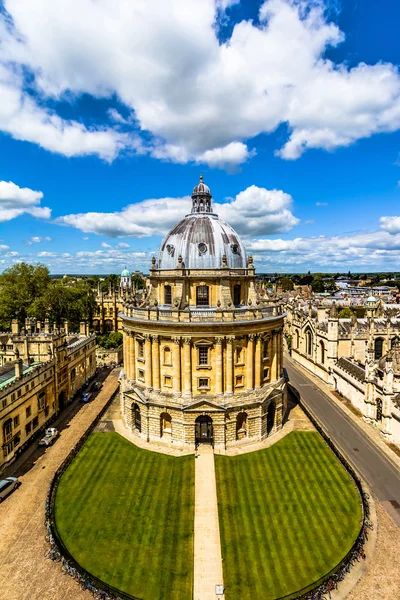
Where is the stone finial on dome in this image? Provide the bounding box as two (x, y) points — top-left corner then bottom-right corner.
(329, 302), (338, 318)
(191, 175), (212, 214)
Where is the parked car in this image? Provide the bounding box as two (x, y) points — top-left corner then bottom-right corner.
(80, 392), (92, 403)
(93, 381), (102, 390)
(39, 427), (59, 447)
(0, 477), (19, 502)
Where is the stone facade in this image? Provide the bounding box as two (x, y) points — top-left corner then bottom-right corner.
(120, 177), (286, 450)
(0, 320), (96, 470)
(285, 296), (400, 444)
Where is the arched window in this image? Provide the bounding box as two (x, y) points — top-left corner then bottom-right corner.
(70, 367), (76, 381)
(163, 346), (172, 365)
(374, 338), (384, 360)
(306, 329), (313, 356)
(263, 339), (269, 359)
(196, 285), (209, 306)
(164, 285), (172, 305)
(160, 412), (172, 437)
(133, 403), (141, 432)
(233, 284), (241, 307)
(236, 412), (247, 440)
(319, 341), (325, 365)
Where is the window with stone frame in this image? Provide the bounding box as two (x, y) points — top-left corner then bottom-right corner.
(235, 375), (244, 387)
(138, 340), (144, 359)
(164, 285), (172, 305)
(13, 415), (19, 428)
(198, 346), (209, 366)
(138, 369), (145, 382)
(26, 405), (31, 418)
(32, 416), (38, 429)
(263, 339), (269, 360)
(198, 378), (209, 389)
(196, 285), (209, 306)
(235, 346), (244, 364)
(37, 391), (45, 411)
(263, 367), (270, 381)
(25, 422), (32, 435)
(163, 346), (172, 365)
(164, 375), (172, 387)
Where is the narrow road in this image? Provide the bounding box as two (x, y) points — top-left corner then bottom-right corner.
(285, 360), (400, 527)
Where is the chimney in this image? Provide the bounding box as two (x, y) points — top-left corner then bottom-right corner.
(86, 322), (90, 336)
(25, 318), (32, 335)
(64, 320), (69, 335)
(80, 321), (86, 336)
(11, 319), (19, 335)
(44, 319), (50, 334)
(14, 350), (23, 379)
(36, 321), (41, 334)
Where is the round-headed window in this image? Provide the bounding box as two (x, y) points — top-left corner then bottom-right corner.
(198, 242), (207, 255)
(231, 243), (239, 254)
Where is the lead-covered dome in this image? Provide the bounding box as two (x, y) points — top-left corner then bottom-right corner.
(158, 176), (247, 270)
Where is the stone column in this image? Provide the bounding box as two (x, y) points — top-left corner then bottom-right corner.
(172, 336), (181, 396)
(271, 331), (278, 381)
(130, 332), (136, 383)
(215, 337), (224, 395)
(279, 328), (283, 379)
(144, 334), (152, 390)
(226, 336), (234, 395)
(151, 335), (160, 391)
(183, 337), (192, 396)
(255, 335), (262, 389)
(246, 334), (255, 391)
(123, 330), (128, 375)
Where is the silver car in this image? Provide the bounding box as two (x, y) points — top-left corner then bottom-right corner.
(0, 477), (19, 502)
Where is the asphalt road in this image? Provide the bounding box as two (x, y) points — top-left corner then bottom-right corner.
(285, 360), (400, 527)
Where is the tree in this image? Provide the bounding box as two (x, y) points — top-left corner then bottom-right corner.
(278, 277), (294, 291)
(311, 276), (325, 293)
(299, 274), (313, 285)
(0, 263), (51, 329)
(338, 307), (355, 319)
(132, 273), (145, 289)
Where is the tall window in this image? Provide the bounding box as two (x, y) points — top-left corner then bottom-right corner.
(163, 346), (172, 365)
(263, 340), (269, 359)
(134, 404), (141, 432)
(233, 284), (241, 306)
(199, 347), (209, 365)
(320, 341), (325, 364)
(196, 285), (209, 306)
(374, 338), (384, 360)
(138, 340), (144, 358)
(306, 330), (313, 356)
(164, 285), (172, 305)
(38, 391), (45, 411)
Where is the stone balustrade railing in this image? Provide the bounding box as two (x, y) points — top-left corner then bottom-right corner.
(120, 304), (284, 323)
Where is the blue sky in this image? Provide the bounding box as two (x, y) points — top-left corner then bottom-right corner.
(1, 0), (400, 274)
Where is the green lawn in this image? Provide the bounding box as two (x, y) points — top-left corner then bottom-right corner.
(215, 431), (362, 600)
(54, 432), (194, 600)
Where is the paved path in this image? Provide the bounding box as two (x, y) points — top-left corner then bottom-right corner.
(285, 358), (400, 527)
(0, 370), (120, 600)
(193, 445), (224, 600)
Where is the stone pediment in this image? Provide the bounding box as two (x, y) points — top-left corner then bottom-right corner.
(183, 398), (225, 412)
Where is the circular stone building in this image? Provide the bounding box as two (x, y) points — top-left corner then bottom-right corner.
(120, 177), (286, 449)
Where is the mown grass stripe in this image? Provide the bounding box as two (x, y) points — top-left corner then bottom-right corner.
(216, 431), (362, 600)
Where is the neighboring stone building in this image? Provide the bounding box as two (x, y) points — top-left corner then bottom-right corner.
(93, 271), (145, 333)
(120, 177), (286, 450)
(0, 320), (96, 470)
(285, 296), (400, 444)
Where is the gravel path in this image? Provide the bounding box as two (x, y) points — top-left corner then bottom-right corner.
(0, 370), (120, 600)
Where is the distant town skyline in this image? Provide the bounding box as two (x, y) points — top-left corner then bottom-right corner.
(1, 0), (400, 274)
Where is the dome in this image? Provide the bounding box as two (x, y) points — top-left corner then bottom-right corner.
(121, 268), (131, 277)
(367, 296), (377, 303)
(158, 176), (247, 270)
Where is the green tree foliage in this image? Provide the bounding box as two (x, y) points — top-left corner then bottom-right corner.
(97, 331), (123, 349)
(338, 307), (355, 319)
(278, 277), (294, 291)
(311, 276), (325, 293)
(299, 274), (313, 285)
(132, 273), (145, 289)
(0, 263), (96, 331)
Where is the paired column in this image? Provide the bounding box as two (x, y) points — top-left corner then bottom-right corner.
(172, 336), (181, 396)
(271, 331), (278, 381)
(215, 337), (223, 395)
(151, 335), (160, 391)
(246, 334), (255, 391)
(255, 334), (262, 389)
(182, 337), (192, 396)
(144, 334), (152, 390)
(123, 329), (128, 375)
(129, 332), (136, 382)
(226, 336), (234, 394)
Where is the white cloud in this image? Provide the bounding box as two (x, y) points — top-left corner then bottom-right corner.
(101, 242), (112, 248)
(0, 180), (51, 222)
(82, 236), (89, 240)
(380, 216), (400, 234)
(116, 242), (130, 248)
(56, 184), (298, 238)
(26, 235), (51, 245)
(316, 202), (328, 206)
(0, 1), (399, 165)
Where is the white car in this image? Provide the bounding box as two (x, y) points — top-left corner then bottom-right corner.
(0, 477), (19, 502)
(39, 427), (59, 446)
